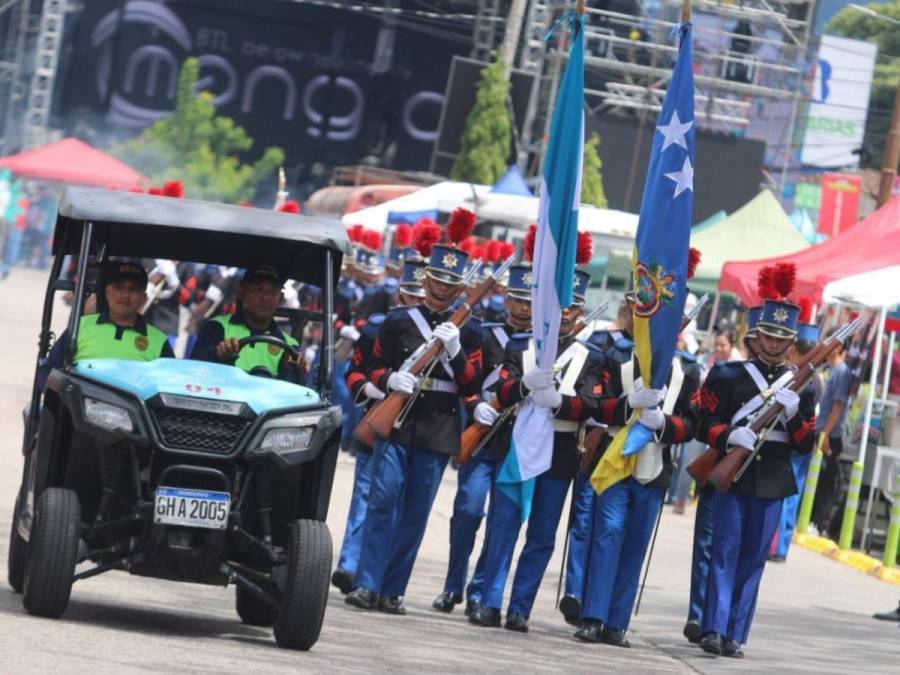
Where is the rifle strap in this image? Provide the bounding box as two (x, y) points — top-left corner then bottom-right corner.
(407, 307), (454, 378)
(731, 363), (793, 426)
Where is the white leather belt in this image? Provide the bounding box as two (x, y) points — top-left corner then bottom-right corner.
(553, 420), (579, 433)
(420, 378), (458, 394)
(762, 430), (788, 444)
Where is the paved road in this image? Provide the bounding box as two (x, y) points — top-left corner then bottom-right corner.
(0, 269), (897, 673)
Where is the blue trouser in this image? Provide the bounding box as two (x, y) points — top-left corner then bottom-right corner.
(332, 360), (355, 449)
(480, 473), (570, 616)
(581, 477), (664, 630)
(355, 441), (449, 597)
(688, 487), (716, 623)
(775, 452), (812, 558)
(443, 454), (496, 599)
(337, 448), (375, 576)
(564, 469), (595, 601)
(703, 491), (783, 644)
(1, 227), (23, 274)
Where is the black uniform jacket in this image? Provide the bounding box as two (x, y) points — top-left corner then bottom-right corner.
(494, 333), (605, 481)
(693, 358), (816, 499)
(368, 304), (482, 456)
(589, 337), (700, 490)
(345, 313), (385, 454)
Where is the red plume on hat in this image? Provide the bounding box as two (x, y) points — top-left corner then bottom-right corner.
(471, 244), (486, 261)
(362, 229), (382, 252)
(772, 262), (796, 299)
(523, 224), (537, 262)
(486, 240), (501, 263)
(797, 296), (814, 324)
(394, 223), (413, 248)
(576, 231), (593, 266)
(757, 265), (778, 300)
(347, 224), (364, 244)
(148, 186), (164, 196)
(412, 218), (441, 257)
(458, 237), (474, 254)
(499, 241), (516, 261)
(687, 247), (701, 279)
(162, 180), (185, 198)
(238, 201), (254, 208)
(279, 200), (301, 214)
(447, 208), (476, 244)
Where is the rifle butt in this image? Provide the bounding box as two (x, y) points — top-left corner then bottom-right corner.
(353, 393), (408, 444)
(579, 427), (605, 472)
(687, 447), (720, 487)
(458, 423), (490, 466)
(707, 447), (749, 492)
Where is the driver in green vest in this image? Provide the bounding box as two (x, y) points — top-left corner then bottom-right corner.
(37, 260), (174, 390)
(189, 263), (305, 382)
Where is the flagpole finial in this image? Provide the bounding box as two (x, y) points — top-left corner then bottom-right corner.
(681, 0), (691, 22)
(576, 0), (585, 16)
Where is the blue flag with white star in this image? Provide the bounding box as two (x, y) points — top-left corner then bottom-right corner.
(592, 22), (694, 493)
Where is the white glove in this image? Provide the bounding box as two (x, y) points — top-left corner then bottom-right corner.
(387, 371), (418, 394)
(156, 259), (180, 288)
(532, 386), (562, 409)
(433, 322), (461, 359)
(363, 382), (385, 401)
(628, 386), (666, 410)
(522, 368), (555, 391)
(775, 388), (800, 420)
(639, 408), (665, 431)
(727, 426), (758, 452)
(474, 402), (500, 426)
(339, 324), (361, 342)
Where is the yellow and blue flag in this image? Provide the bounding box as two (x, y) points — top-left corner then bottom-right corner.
(497, 11), (585, 520)
(592, 22), (695, 495)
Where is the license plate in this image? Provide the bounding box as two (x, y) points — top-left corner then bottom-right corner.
(154, 487), (230, 530)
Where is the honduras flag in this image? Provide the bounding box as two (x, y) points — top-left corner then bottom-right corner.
(592, 22), (695, 495)
(496, 12), (584, 521)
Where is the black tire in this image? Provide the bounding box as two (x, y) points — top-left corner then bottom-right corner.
(235, 584), (277, 627)
(22, 488), (81, 618)
(273, 519), (332, 650)
(8, 494), (27, 593)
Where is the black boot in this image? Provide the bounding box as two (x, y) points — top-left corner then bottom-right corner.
(601, 627), (630, 648)
(345, 587), (377, 610)
(469, 606), (501, 627)
(574, 619), (604, 643)
(700, 632), (723, 656)
(723, 639), (745, 658)
(331, 568), (354, 595)
(505, 612), (529, 633)
(873, 602), (900, 622)
(379, 596), (407, 615)
(559, 594), (582, 627)
(682, 619), (702, 644)
(464, 599), (481, 617)
(432, 591), (463, 613)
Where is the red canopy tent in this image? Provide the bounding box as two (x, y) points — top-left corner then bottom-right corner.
(0, 138), (147, 190)
(719, 196), (900, 305)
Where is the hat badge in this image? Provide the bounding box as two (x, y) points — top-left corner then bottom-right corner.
(442, 252), (459, 270)
(773, 308), (789, 324)
(523, 271), (533, 286)
(413, 267), (426, 281)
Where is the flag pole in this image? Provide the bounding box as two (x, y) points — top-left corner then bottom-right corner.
(682, 0), (691, 22)
(576, 0), (585, 15)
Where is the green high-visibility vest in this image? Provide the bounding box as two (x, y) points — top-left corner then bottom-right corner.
(75, 314), (168, 363)
(213, 315), (299, 376)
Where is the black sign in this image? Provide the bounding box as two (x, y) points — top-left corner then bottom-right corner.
(57, 0), (468, 174)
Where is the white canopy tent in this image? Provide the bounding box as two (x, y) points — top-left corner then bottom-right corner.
(823, 265), (900, 550)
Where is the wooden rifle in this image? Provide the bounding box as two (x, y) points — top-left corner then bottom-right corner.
(353, 256), (509, 447)
(577, 293), (710, 472)
(688, 318), (860, 491)
(457, 300), (609, 465)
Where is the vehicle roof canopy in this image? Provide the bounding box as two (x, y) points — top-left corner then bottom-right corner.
(53, 187), (351, 287)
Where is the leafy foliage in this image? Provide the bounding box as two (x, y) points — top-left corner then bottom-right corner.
(581, 134), (608, 208)
(450, 55), (512, 185)
(112, 58), (284, 202)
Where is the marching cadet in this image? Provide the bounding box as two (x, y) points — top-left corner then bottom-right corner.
(332, 258), (427, 595)
(559, 302), (631, 626)
(682, 304), (761, 644)
(694, 289), (816, 658)
(346, 212), (482, 614)
(432, 263), (533, 615)
(574, 293), (701, 647)
(469, 269), (605, 633)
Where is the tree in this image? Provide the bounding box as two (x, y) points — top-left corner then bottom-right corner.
(450, 56), (512, 185)
(827, 2), (900, 170)
(581, 134), (608, 208)
(113, 58), (284, 202)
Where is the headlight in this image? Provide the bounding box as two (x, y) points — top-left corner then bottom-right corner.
(259, 427), (315, 454)
(83, 397), (133, 432)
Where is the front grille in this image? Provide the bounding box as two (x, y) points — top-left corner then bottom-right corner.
(153, 408), (252, 454)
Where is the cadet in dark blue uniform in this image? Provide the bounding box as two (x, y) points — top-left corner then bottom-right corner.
(695, 297), (816, 658)
(346, 241), (483, 614)
(331, 259), (426, 594)
(469, 270), (606, 633)
(574, 294), (700, 647)
(432, 263), (533, 615)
